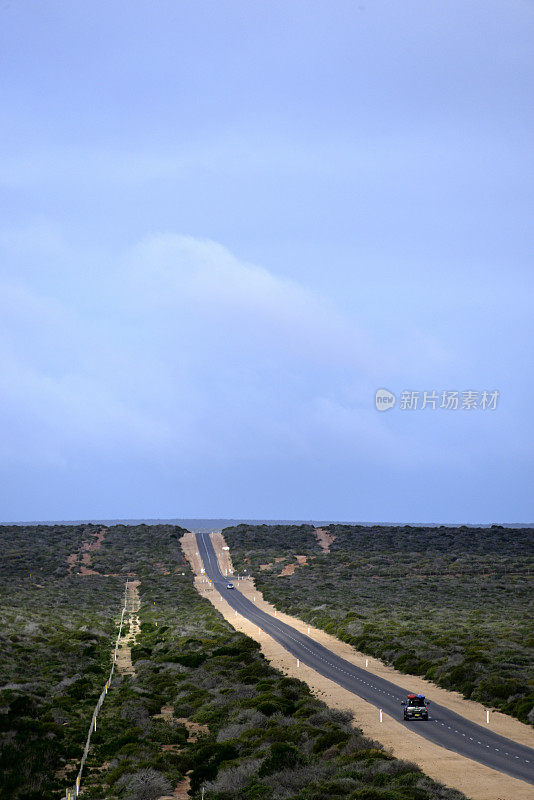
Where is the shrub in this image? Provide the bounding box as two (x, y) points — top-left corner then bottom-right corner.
(123, 768), (172, 800)
(258, 742), (302, 776)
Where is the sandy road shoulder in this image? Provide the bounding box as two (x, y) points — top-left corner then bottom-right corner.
(210, 533), (533, 750)
(187, 532), (534, 800)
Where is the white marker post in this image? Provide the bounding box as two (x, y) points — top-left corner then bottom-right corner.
(258, 627), (261, 635)
(365, 659), (368, 668)
(307, 627), (310, 634)
(379, 709), (383, 723)
(486, 709), (490, 724)
(297, 659), (300, 668)
(274, 609), (277, 617)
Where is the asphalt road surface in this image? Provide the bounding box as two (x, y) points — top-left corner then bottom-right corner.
(196, 532), (534, 784)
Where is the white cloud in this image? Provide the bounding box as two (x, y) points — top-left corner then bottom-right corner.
(122, 233), (377, 370)
(0, 227), (477, 472)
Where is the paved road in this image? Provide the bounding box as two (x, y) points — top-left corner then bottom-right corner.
(196, 532), (534, 784)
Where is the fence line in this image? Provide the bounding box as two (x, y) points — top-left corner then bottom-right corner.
(64, 580), (131, 799)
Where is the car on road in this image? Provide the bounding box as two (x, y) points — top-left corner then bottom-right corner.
(226, 582), (235, 589)
(402, 694), (429, 720)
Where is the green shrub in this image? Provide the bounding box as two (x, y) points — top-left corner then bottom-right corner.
(313, 728), (350, 753)
(258, 741), (302, 776)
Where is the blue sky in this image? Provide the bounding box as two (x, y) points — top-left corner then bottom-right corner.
(1, 0), (533, 523)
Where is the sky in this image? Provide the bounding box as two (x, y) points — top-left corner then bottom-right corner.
(1, 0), (533, 524)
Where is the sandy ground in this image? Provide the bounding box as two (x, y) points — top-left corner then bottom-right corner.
(175, 718), (209, 740)
(314, 527), (336, 553)
(154, 703), (209, 741)
(113, 580), (195, 800)
(279, 554), (308, 576)
(210, 532), (235, 576)
(154, 703), (206, 800)
(181, 532), (534, 800)
(116, 580), (140, 676)
(182, 532), (207, 576)
(157, 775), (191, 800)
(67, 527), (106, 575)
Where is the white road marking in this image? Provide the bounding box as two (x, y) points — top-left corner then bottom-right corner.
(198, 535), (533, 774)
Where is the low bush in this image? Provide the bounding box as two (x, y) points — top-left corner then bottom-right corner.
(225, 523), (534, 723)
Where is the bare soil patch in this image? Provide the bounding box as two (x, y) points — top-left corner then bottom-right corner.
(86, 529), (105, 552)
(152, 701), (198, 799)
(314, 527), (336, 553)
(279, 554), (308, 576)
(79, 550), (99, 575)
(175, 718), (209, 741)
(154, 703), (209, 742)
(66, 552), (77, 574)
(154, 704), (174, 722)
(157, 773), (191, 800)
(66, 527), (106, 575)
(116, 580), (140, 677)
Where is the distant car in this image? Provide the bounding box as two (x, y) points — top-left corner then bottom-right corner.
(402, 694), (429, 720)
(226, 582), (235, 589)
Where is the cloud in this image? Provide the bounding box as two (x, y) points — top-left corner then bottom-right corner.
(0, 227), (474, 475)
(121, 233), (376, 369)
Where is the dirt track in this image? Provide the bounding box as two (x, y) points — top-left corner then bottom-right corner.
(181, 531), (534, 800)
(67, 527), (106, 575)
(116, 580), (140, 676)
(314, 527), (336, 553)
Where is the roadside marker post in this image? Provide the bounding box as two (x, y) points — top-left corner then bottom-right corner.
(365, 659), (368, 668)
(486, 709), (490, 724)
(380, 709), (383, 723)
(307, 626), (310, 634)
(297, 659), (300, 668)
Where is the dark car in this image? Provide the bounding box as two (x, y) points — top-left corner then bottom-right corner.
(402, 694), (429, 720)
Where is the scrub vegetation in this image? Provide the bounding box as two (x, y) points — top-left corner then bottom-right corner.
(224, 524), (534, 725)
(0, 523), (469, 799)
(0, 524), (124, 799)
